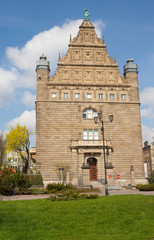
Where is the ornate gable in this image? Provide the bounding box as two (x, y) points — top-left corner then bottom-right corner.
(50, 19), (126, 85)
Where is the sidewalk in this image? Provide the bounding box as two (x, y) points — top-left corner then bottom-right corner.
(1, 190), (154, 201)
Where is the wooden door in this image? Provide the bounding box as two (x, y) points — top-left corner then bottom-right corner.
(88, 159), (97, 181)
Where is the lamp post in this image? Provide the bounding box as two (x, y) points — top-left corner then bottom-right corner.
(94, 112), (113, 196)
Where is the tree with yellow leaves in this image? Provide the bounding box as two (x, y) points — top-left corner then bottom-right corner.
(5, 124), (33, 173)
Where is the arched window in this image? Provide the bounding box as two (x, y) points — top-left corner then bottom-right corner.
(83, 108), (97, 119)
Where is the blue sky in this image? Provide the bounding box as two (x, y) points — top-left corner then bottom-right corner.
(0, 0), (154, 146)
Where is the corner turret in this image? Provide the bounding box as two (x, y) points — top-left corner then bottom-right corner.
(36, 54), (50, 101)
(123, 58), (139, 101)
(123, 58), (138, 75)
(36, 54), (50, 72)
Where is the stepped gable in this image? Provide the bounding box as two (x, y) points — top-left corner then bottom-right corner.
(50, 19), (126, 85)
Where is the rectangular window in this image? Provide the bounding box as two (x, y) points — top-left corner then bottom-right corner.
(87, 93), (92, 99)
(87, 109), (92, 118)
(121, 94), (126, 100)
(51, 93), (57, 98)
(88, 129), (93, 140)
(94, 130), (98, 140)
(75, 93), (80, 99)
(83, 130), (87, 140)
(83, 129), (98, 140)
(110, 94), (115, 100)
(98, 94), (103, 99)
(64, 93), (68, 99)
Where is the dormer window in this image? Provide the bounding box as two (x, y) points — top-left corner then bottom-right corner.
(83, 108), (97, 119)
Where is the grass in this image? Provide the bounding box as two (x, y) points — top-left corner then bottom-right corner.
(0, 195), (154, 240)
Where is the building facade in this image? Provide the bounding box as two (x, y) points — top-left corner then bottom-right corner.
(36, 18), (145, 187)
(143, 141), (154, 178)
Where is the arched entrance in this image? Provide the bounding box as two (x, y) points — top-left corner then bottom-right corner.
(87, 158), (97, 181)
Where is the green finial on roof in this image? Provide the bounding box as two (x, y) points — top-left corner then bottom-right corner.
(84, 8), (90, 20)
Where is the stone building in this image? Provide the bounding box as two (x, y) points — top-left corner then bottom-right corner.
(36, 17), (145, 187)
(143, 141), (154, 178)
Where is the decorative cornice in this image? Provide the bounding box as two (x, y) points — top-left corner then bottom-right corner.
(57, 63), (118, 68)
(46, 82), (131, 88)
(69, 44), (106, 48)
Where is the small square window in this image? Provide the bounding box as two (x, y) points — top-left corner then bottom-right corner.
(75, 93), (80, 99)
(98, 94), (103, 99)
(64, 93), (68, 99)
(87, 93), (92, 99)
(51, 93), (57, 98)
(121, 94), (126, 100)
(110, 94), (115, 100)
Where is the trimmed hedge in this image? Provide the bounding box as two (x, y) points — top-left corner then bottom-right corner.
(136, 183), (154, 191)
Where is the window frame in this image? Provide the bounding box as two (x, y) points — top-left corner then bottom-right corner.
(83, 108), (97, 119)
(98, 93), (103, 99)
(51, 92), (57, 98)
(87, 93), (92, 99)
(83, 129), (98, 140)
(75, 93), (80, 99)
(110, 94), (115, 100)
(64, 93), (69, 99)
(121, 94), (126, 100)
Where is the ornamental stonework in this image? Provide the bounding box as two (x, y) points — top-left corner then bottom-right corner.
(36, 18), (145, 187)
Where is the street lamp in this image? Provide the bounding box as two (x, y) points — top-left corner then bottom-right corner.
(94, 112), (113, 196)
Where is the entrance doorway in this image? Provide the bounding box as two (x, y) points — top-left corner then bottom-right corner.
(87, 158), (97, 181)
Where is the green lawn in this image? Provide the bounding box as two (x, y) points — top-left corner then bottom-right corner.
(0, 195), (154, 240)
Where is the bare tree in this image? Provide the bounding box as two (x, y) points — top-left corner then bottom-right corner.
(0, 133), (6, 168)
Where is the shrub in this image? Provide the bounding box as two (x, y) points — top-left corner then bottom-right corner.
(46, 183), (73, 193)
(14, 172), (32, 191)
(0, 167), (15, 178)
(0, 169), (32, 195)
(147, 170), (154, 184)
(28, 173), (44, 186)
(0, 174), (14, 196)
(136, 183), (154, 191)
(49, 191), (98, 201)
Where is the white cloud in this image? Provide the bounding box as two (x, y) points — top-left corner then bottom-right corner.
(20, 91), (36, 108)
(7, 110), (36, 132)
(0, 19), (105, 109)
(140, 87), (154, 106)
(0, 67), (17, 107)
(141, 107), (153, 118)
(140, 87), (154, 119)
(142, 124), (154, 144)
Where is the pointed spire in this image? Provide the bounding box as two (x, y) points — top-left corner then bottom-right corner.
(69, 34), (72, 44)
(114, 55), (117, 65)
(58, 52), (61, 62)
(103, 36), (105, 45)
